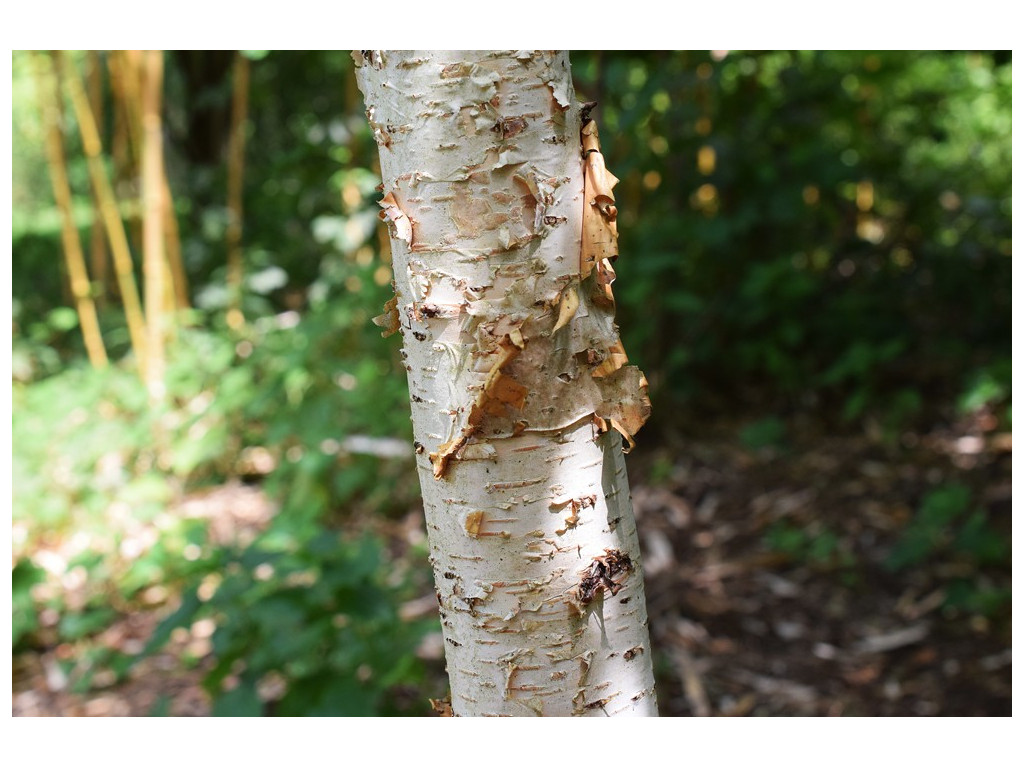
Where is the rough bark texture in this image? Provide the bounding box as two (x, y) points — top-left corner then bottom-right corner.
(355, 50), (657, 717)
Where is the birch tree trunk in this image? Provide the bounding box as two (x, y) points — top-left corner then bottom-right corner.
(355, 50), (657, 717)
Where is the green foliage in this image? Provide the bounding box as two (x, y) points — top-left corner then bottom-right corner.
(12, 560), (46, 649)
(957, 357), (1011, 415)
(887, 483), (1009, 570)
(739, 416), (787, 451)
(943, 579), (1011, 617)
(764, 521), (854, 569)
(11, 312), (416, 611)
(11, 335), (431, 712)
(13, 331), (231, 545)
(237, 304), (415, 523)
(572, 51), (1011, 424)
(10, 49), (1011, 713)
(13, 50), (1011, 427)
(887, 484), (1009, 615)
(144, 532), (433, 716)
(887, 483), (971, 570)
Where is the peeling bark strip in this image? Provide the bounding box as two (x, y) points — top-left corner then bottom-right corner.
(356, 50), (657, 717)
(574, 549), (633, 606)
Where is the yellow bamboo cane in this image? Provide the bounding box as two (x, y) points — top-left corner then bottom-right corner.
(86, 50), (109, 305)
(141, 49), (165, 400)
(34, 53), (109, 369)
(106, 53), (130, 305)
(163, 174), (188, 311)
(111, 49), (189, 313)
(60, 50), (148, 375)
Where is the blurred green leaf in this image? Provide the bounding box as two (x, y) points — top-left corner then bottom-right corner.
(739, 416), (786, 450)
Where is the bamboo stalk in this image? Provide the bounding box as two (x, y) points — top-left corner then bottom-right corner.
(111, 51), (143, 161)
(163, 173), (189, 310)
(34, 53), (109, 369)
(60, 50), (148, 374)
(106, 53), (129, 304)
(51, 61), (74, 310)
(86, 50), (109, 305)
(226, 52), (250, 329)
(141, 49), (165, 400)
(117, 51), (146, 263)
(107, 51), (135, 187)
(110, 50), (188, 313)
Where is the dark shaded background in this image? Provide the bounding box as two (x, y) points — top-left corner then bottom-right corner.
(12, 50), (1011, 716)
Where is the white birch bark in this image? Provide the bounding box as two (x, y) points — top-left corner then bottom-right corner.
(355, 50), (657, 717)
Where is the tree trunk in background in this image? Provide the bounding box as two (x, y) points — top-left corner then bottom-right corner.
(225, 52), (250, 330)
(63, 51), (148, 375)
(162, 168), (188, 313)
(109, 50), (190, 315)
(86, 50), (109, 305)
(35, 53), (108, 369)
(355, 50), (657, 717)
(141, 50), (166, 401)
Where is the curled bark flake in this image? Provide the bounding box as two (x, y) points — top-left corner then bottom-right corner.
(580, 119), (619, 280)
(584, 696), (613, 712)
(429, 696), (454, 717)
(590, 367), (651, 455)
(464, 510), (485, 538)
(631, 686), (655, 703)
(352, 50), (385, 69)
(593, 257), (617, 308)
(440, 62), (470, 79)
(551, 283), (580, 333)
(493, 116), (529, 140)
(542, 55), (573, 111)
(378, 191), (412, 243)
(555, 117), (651, 452)
(430, 332), (527, 479)
(482, 374), (529, 416)
(551, 494), (596, 536)
(598, 368), (651, 438)
(372, 294), (401, 338)
(574, 548), (633, 606)
(590, 339), (628, 378)
(396, 57), (429, 69)
(497, 648), (532, 701)
(458, 441), (497, 461)
(410, 301), (462, 322)
(572, 649), (596, 714)
(580, 100), (598, 125)
(610, 419), (637, 453)
(439, 63), (501, 112)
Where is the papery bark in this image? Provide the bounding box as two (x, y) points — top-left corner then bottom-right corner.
(356, 50), (656, 717)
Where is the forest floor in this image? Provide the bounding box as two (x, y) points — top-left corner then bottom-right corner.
(635, 412), (1011, 716)
(12, 414), (1011, 716)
